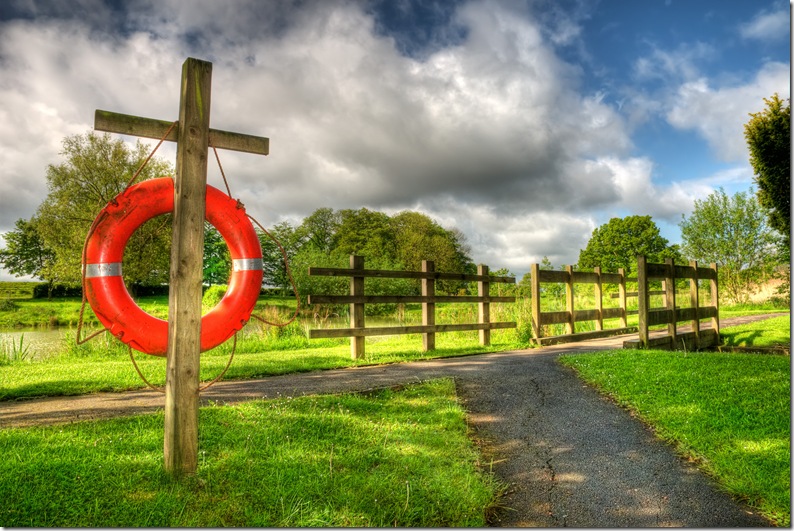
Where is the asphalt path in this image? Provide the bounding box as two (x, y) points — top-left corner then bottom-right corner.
(1, 313), (785, 526)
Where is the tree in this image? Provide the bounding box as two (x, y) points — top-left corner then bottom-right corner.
(332, 208), (397, 263)
(0, 217), (58, 295)
(578, 215), (682, 276)
(679, 188), (779, 304)
(203, 223), (230, 286)
(34, 132), (174, 288)
(299, 207), (340, 254)
(260, 221), (304, 293)
(744, 94), (790, 255)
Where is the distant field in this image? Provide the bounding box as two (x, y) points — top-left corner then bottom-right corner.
(0, 282), (39, 299)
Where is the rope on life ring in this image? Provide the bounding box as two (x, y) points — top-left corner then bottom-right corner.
(82, 176), (264, 356)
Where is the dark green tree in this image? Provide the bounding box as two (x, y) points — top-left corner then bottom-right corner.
(679, 188), (780, 304)
(0, 217), (58, 296)
(744, 94), (790, 255)
(332, 208), (397, 263)
(34, 132), (173, 288)
(203, 223), (231, 286)
(578, 215), (681, 276)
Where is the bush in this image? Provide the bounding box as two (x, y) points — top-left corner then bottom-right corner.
(202, 284), (228, 311)
(32, 283), (82, 299)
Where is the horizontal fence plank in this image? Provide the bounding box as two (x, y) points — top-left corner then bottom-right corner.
(611, 290), (665, 299)
(600, 273), (623, 284)
(697, 268), (718, 280)
(674, 265), (697, 279)
(308, 267), (515, 283)
(602, 307), (625, 319)
(572, 271), (599, 283)
(676, 307), (697, 321)
(309, 321), (516, 338)
(648, 309), (673, 326)
(539, 311), (571, 325)
(646, 263), (671, 278)
(308, 295), (516, 304)
(535, 326), (638, 346)
(698, 305), (718, 318)
(537, 270), (569, 283)
(574, 309), (599, 321)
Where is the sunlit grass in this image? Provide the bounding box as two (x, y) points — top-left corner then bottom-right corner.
(0, 379), (502, 527)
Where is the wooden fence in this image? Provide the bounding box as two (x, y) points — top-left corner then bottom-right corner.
(307, 255), (517, 359)
(530, 264), (636, 346)
(624, 257), (719, 350)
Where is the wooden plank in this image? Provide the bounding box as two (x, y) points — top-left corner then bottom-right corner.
(535, 327), (637, 346)
(422, 260), (435, 351)
(571, 271), (599, 283)
(637, 256), (649, 346)
(307, 295), (515, 304)
(350, 256), (365, 359)
(618, 267), (627, 327)
(540, 311), (571, 325)
(309, 321), (516, 338)
(602, 307), (624, 320)
(674, 265), (697, 279)
(308, 266), (514, 283)
(647, 308), (672, 327)
(478, 264), (490, 346)
(610, 290), (665, 299)
(665, 258), (677, 341)
(676, 307), (697, 322)
(574, 309), (600, 322)
(698, 267), (718, 281)
(537, 269), (569, 283)
(698, 306), (718, 319)
(164, 57), (212, 478)
(565, 265), (575, 334)
(531, 263), (542, 340)
(646, 262), (670, 278)
(600, 272), (623, 284)
(594, 266), (603, 331)
(95, 110), (269, 155)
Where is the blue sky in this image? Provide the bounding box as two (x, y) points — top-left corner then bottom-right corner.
(0, 0), (789, 280)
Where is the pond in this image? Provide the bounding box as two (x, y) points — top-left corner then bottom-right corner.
(0, 314), (425, 361)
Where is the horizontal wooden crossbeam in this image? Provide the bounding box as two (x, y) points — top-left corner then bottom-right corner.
(308, 266), (515, 284)
(95, 110), (269, 155)
(309, 321), (516, 339)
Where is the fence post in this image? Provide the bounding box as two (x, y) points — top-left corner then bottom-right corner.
(530, 263), (541, 342)
(478, 264), (490, 346)
(422, 260), (435, 351)
(689, 260), (700, 349)
(637, 256), (649, 348)
(350, 255), (365, 359)
(618, 267), (627, 328)
(710, 263), (720, 339)
(594, 266), (603, 331)
(665, 258), (677, 345)
(565, 265), (575, 335)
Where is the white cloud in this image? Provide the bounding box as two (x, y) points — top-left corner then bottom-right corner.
(739, 5), (790, 42)
(666, 61), (790, 162)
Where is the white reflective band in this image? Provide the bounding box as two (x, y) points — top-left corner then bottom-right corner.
(85, 263), (122, 278)
(232, 258), (263, 271)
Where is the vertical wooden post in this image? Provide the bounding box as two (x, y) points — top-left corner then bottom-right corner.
(689, 260), (700, 349)
(164, 58), (212, 477)
(422, 260), (435, 351)
(350, 255), (365, 359)
(530, 263), (541, 343)
(710, 262), (720, 339)
(478, 264), (490, 346)
(618, 267), (627, 328)
(637, 256), (649, 348)
(594, 266), (603, 331)
(665, 258), (677, 345)
(565, 265), (575, 335)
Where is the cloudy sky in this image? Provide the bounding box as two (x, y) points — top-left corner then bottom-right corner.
(0, 0), (789, 280)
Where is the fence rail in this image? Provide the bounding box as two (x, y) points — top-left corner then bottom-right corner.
(625, 257), (719, 350)
(308, 256), (516, 359)
(530, 264), (636, 345)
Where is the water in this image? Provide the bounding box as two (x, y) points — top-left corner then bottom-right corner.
(0, 328), (68, 361)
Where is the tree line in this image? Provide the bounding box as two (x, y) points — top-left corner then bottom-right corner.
(1, 95), (789, 305)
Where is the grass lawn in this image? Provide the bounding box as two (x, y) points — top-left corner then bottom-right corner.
(0, 378), (502, 527)
(559, 350), (790, 526)
(719, 315), (790, 349)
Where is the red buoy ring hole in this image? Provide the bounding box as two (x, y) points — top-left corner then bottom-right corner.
(83, 177), (263, 356)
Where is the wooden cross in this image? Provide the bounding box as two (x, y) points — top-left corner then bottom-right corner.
(94, 57), (269, 477)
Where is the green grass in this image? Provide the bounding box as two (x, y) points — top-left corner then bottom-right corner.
(0, 327), (520, 401)
(559, 350), (790, 526)
(0, 378), (502, 527)
(719, 315), (790, 348)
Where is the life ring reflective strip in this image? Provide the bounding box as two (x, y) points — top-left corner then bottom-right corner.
(83, 177), (263, 356)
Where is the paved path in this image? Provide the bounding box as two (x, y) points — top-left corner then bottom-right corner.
(1, 314), (785, 526)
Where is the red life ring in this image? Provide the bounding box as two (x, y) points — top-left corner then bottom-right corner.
(83, 177), (263, 356)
